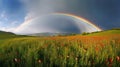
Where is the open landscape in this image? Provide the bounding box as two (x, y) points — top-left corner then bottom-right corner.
(0, 29), (120, 67)
(0, 0), (120, 67)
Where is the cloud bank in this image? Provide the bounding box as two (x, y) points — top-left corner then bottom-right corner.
(14, 14), (101, 34)
(13, 0), (101, 34)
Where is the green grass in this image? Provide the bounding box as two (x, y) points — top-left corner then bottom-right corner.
(0, 31), (16, 39)
(0, 30), (120, 67)
(85, 29), (120, 36)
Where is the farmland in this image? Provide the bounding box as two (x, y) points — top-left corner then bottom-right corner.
(0, 29), (120, 67)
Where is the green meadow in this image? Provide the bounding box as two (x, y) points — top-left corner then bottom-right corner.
(0, 29), (120, 67)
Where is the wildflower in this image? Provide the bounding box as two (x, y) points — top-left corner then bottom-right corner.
(116, 56), (120, 61)
(14, 58), (20, 63)
(75, 57), (78, 61)
(108, 58), (113, 64)
(95, 47), (99, 52)
(67, 56), (69, 58)
(14, 58), (17, 62)
(38, 59), (42, 63)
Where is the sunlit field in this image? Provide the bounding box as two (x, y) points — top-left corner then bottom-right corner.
(0, 30), (120, 67)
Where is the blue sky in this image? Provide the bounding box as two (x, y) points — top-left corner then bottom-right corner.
(0, 0), (120, 33)
(0, 0), (26, 31)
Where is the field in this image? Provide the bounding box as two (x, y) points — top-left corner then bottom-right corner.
(0, 30), (120, 67)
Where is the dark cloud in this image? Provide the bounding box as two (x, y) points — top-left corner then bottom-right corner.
(43, 0), (119, 30)
(76, 0), (120, 29)
(1, 0), (119, 32)
(14, 14), (100, 34)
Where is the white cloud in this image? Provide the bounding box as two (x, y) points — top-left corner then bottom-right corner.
(1, 11), (4, 17)
(0, 21), (2, 24)
(1, 13), (5, 18)
(11, 21), (19, 26)
(2, 0), (84, 34)
(0, 27), (16, 32)
(0, 20), (20, 32)
(0, 21), (4, 28)
(0, 11), (8, 21)
(24, 12), (35, 21)
(13, 0), (67, 33)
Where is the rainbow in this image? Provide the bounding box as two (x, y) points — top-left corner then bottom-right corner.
(53, 13), (102, 31)
(14, 13), (102, 34)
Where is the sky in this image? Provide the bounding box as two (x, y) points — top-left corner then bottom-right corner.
(0, 0), (120, 34)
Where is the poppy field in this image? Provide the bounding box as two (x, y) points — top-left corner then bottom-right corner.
(0, 30), (120, 67)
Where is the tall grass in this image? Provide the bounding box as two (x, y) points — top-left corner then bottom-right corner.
(0, 35), (120, 67)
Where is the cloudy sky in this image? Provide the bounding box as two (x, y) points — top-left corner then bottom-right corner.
(0, 0), (120, 34)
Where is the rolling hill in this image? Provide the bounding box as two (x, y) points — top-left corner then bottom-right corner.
(0, 29), (120, 38)
(82, 29), (120, 36)
(0, 31), (16, 39)
(0, 31), (28, 39)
